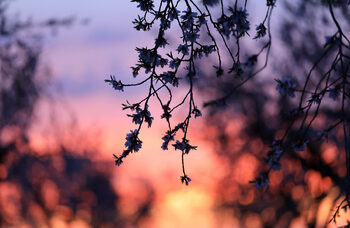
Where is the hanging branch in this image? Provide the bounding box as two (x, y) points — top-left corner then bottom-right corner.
(106, 0), (275, 185)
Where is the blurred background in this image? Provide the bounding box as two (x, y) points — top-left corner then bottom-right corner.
(0, 0), (350, 227)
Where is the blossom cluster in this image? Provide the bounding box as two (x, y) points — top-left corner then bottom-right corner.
(105, 75), (124, 91)
(275, 77), (296, 98)
(127, 104), (153, 127)
(217, 7), (250, 38)
(266, 138), (283, 170)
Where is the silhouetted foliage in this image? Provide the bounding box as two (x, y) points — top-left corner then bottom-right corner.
(110, 0), (350, 225)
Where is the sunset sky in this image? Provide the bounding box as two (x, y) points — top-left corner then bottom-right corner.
(3, 1), (350, 227)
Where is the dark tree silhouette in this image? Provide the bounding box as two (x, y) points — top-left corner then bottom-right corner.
(196, 1), (350, 226)
(0, 1), (154, 227)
